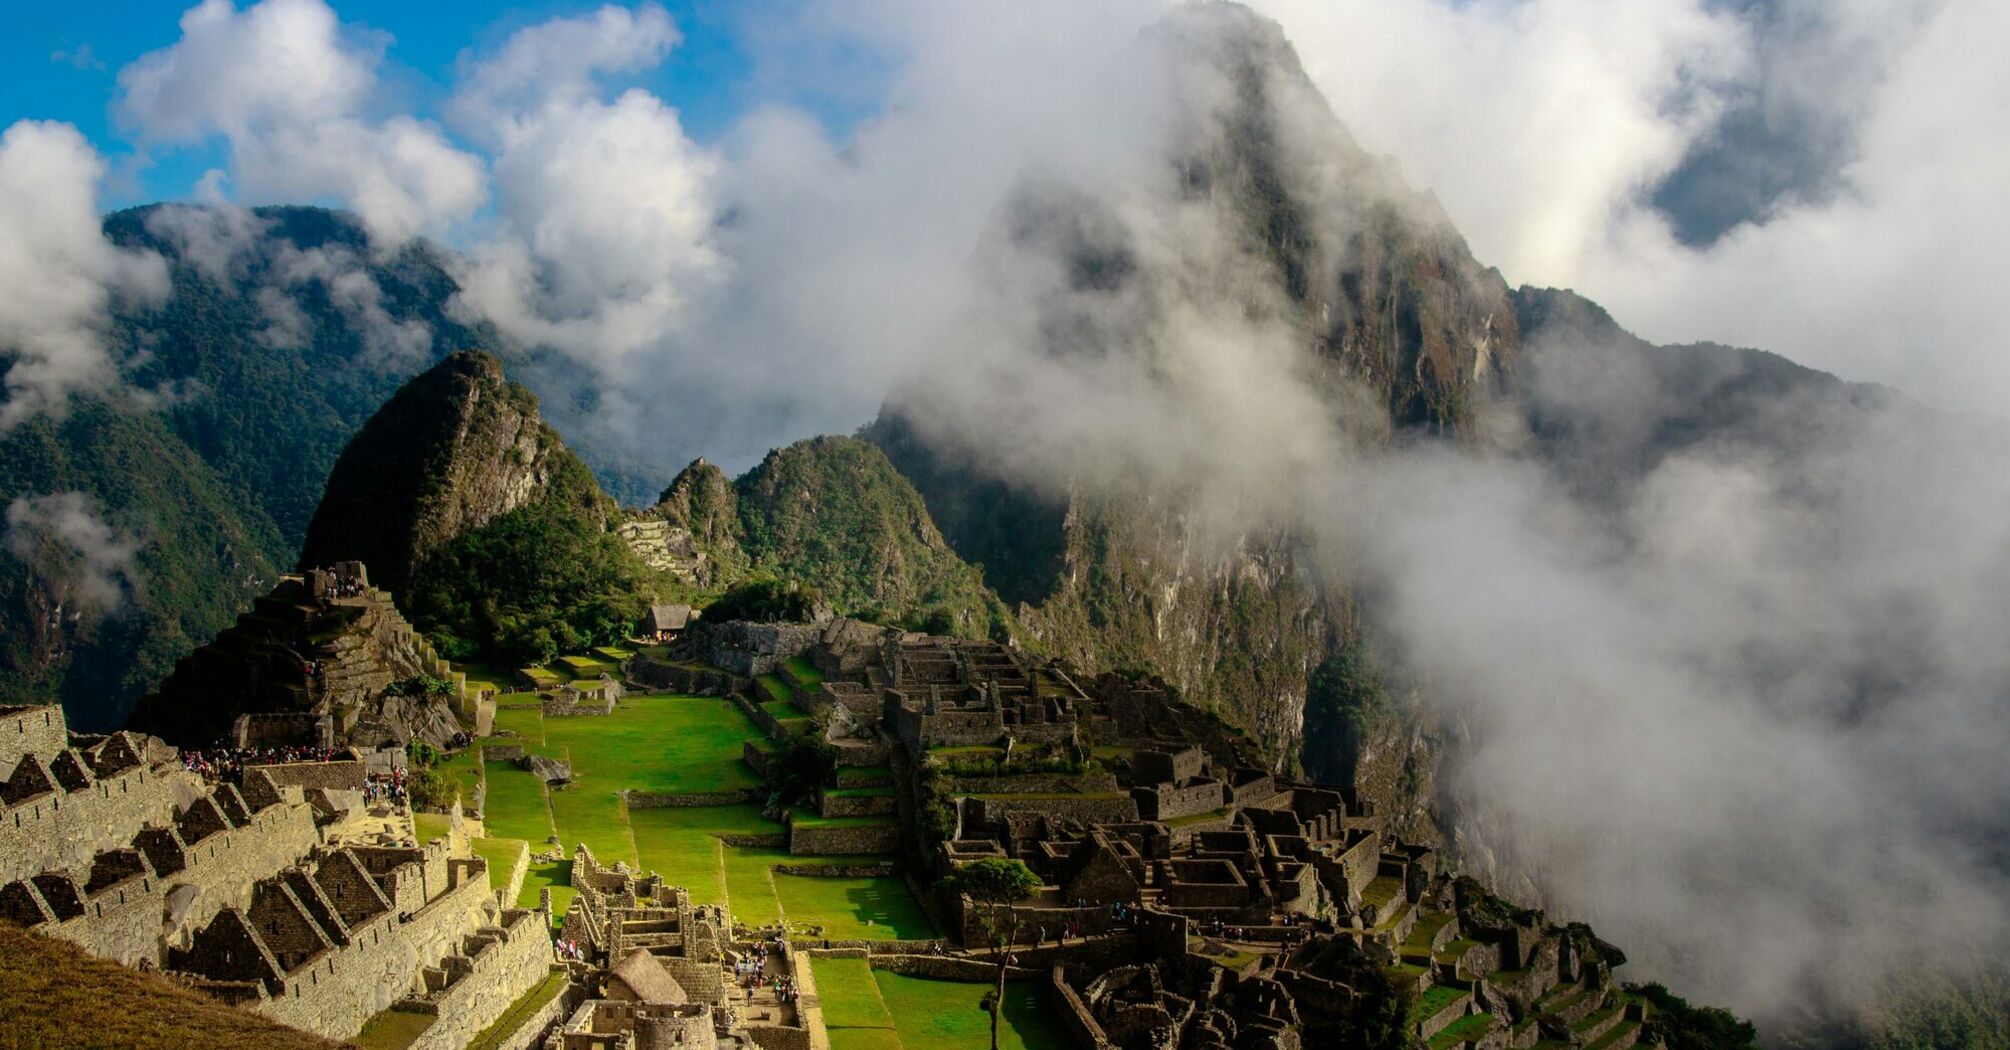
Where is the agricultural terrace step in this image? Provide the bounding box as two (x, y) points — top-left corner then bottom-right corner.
(1573, 1004), (1626, 1043)
(1587, 1020), (1644, 1050)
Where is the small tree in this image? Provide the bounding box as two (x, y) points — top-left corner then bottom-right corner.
(938, 858), (1041, 1050)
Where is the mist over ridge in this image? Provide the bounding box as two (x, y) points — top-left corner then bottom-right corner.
(0, 0), (2006, 1040)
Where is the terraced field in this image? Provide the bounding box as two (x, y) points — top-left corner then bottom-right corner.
(463, 688), (933, 939)
(812, 957), (1068, 1050)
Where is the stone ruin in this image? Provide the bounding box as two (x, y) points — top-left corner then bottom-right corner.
(0, 702), (556, 1046)
(128, 562), (476, 750)
(626, 618), (1667, 1050)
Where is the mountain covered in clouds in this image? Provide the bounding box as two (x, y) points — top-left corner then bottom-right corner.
(4, 2), (2007, 1040)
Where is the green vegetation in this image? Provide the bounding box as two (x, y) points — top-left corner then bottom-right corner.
(470, 838), (527, 891)
(1413, 985), (1466, 1023)
(814, 958), (1066, 1050)
(812, 957), (896, 1030)
(1628, 983), (1759, 1050)
(1429, 1012), (1496, 1050)
(775, 874), (935, 940)
(466, 971), (567, 1050)
(705, 577), (824, 624)
(939, 857), (1041, 906)
(1301, 638), (1386, 786)
(413, 812), (451, 842)
(875, 973), (1069, 1050)
(353, 1009), (434, 1050)
(408, 496), (657, 666)
(764, 734), (838, 810)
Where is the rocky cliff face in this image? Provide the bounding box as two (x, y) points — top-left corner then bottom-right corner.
(297, 350), (608, 595)
(868, 4), (1509, 824)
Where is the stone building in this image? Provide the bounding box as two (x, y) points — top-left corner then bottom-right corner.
(0, 702), (551, 1044)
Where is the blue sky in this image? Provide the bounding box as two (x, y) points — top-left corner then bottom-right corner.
(0, 0), (886, 209)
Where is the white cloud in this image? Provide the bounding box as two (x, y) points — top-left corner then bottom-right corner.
(0, 121), (169, 430)
(4, 492), (142, 614)
(448, 7), (722, 378)
(116, 0), (485, 243)
(1246, 0), (2010, 414)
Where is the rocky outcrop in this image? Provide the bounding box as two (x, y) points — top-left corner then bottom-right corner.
(863, 7), (1511, 822)
(297, 351), (610, 595)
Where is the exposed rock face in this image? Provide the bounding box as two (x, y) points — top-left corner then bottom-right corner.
(128, 566), (466, 748)
(866, 4), (1513, 820)
(297, 350), (608, 596)
(520, 754), (571, 783)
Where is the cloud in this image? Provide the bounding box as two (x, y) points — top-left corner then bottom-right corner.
(116, 0), (485, 243)
(49, 43), (106, 72)
(0, 121), (169, 430)
(1244, 0), (2010, 415)
(4, 492), (142, 614)
(140, 201), (434, 368)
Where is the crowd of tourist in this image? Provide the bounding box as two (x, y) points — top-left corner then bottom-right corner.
(327, 571), (367, 599)
(179, 744), (343, 784)
(556, 939), (588, 962)
(363, 768), (410, 805)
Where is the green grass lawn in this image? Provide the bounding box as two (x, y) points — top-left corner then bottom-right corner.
(522, 859), (573, 918)
(353, 1008), (433, 1050)
(490, 704), (547, 746)
(835, 766), (891, 787)
(760, 698), (801, 721)
(548, 788), (637, 867)
(873, 972), (1068, 1050)
(1414, 985), (1467, 1023)
(558, 654), (618, 676)
(812, 957), (895, 1030)
(520, 666), (566, 688)
(470, 837), (528, 891)
(630, 804), (784, 909)
(543, 695), (763, 795)
(413, 812), (451, 842)
(452, 661), (516, 697)
(781, 656), (824, 690)
(756, 674), (793, 703)
(467, 971), (567, 1050)
(1430, 1012), (1497, 1050)
(592, 645), (634, 661)
(482, 762), (556, 846)
(774, 873), (935, 941)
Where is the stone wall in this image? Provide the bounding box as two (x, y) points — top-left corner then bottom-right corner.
(1132, 747), (1205, 785)
(1132, 780), (1228, 822)
(403, 911), (556, 1050)
(625, 789), (758, 808)
(249, 854), (498, 1039)
(1, 753), (197, 886)
(257, 761), (367, 792)
(815, 791), (895, 818)
(8, 781), (322, 967)
(0, 705), (68, 772)
(971, 795), (1139, 824)
(1052, 965), (1116, 1050)
(788, 822), (900, 856)
(703, 622), (820, 677)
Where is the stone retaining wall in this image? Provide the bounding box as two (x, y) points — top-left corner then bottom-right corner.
(624, 789), (758, 808)
(1052, 965), (1115, 1050)
(815, 792), (895, 818)
(788, 822), (900, 856)
(403, 910), (554, 1050)
(970, 795), (1139, 824)
(772, 861), (898, 878)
